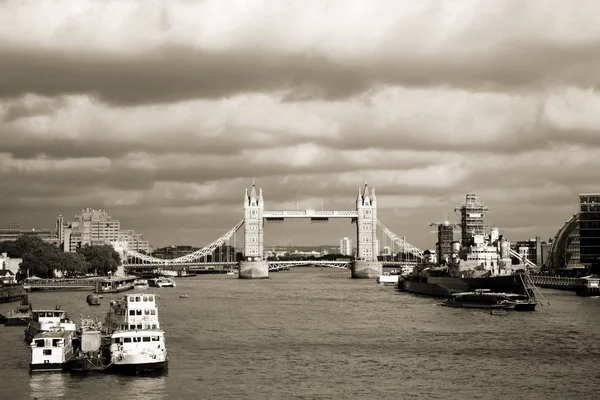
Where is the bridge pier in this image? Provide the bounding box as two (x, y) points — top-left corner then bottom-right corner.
(239, 260), (269, 279)
(351, 260), (382, 279)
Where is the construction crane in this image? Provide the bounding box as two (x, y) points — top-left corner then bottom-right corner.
(429, 213), (461, 233)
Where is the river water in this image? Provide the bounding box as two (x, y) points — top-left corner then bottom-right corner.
(1, 267), (599, 400)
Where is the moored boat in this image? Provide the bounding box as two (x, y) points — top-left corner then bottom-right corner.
(93, 276), (136, 294)
(4, 295), (32, 326)
(30, 328), (75, 372)
(109, 330), (168, 374)
(103, 293), (167, 374)
(24, 307), (77, 343)
(133, 279), (149, 290)
(148, 277), (176, 288)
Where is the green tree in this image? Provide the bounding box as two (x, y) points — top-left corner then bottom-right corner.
(77, 244), (120, 276)
(57, 252), (90, 278)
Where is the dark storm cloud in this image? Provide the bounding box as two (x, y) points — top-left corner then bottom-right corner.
(3, 39), (600, 106)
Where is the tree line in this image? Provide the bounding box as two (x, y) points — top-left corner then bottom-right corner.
(0, 236), (121, 279)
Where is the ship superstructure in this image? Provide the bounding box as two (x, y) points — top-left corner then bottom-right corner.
(104, 293), (160, 334)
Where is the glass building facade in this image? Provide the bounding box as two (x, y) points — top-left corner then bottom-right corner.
(579, 194), (600, 266)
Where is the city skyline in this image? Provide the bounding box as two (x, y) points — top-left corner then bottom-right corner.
(1, 1), (599, 249)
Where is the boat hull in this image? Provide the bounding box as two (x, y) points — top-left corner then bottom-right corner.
(400, 275), (528, 297)
(110, 361), (167, 375)
(30, 363), (68, 372)
(5, 316), (30, 326)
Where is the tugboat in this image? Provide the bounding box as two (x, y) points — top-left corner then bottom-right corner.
(4, 295), (33, 326)
(24, 306), (77, 343)
(30, 328), (75, 372)
(103, 293), (168, 374)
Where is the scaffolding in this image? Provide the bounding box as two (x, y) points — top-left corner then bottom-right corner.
(429, 213), (460, 265)
(454, 193), (490, 248)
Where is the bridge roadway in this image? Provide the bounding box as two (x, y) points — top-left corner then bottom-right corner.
(125, 261), (418, 271)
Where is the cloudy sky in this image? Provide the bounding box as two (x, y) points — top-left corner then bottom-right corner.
(1, 0), (599, 251)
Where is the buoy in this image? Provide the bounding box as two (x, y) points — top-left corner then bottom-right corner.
(86, 294), (101, 306)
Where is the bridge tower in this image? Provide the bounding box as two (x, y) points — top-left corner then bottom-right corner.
(240, 181), (269, 278)
(352, 183), (383, 278)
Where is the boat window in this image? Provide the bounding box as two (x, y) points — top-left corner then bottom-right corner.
(143, 296), (148, 302)
(142, 337), (151, 342)
(148, 296), (153, 302)
(123, 337), (132, 343)
(129, 310), (135, 316)
(52, 339), (62, 347)
(137, 324), (142, 329)
(129, 324), (135, 329)
(43, 349), (52, 355)
(113, 338), (122, 344)
(135, 297), (141, 302)
(144, 310), (150, 315)
(129, 296), (135, 302)
(152, 336), (159, 341)
(35, 339), (45, 347)
(151, 310), (156, 315)
(136, 310), (142, 316)
(133, 337), (141, 343)
(152, 324), (157, 329)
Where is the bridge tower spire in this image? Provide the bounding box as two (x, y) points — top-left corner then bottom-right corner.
(352, 183), (382, 278)
(244, 181), (264, 262)
(240, 180), (270, 278)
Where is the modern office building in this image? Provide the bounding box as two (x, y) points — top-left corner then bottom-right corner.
(579, 193), (600, 267)
(61, 209), (121, 252)
(118, 230), (153, 254)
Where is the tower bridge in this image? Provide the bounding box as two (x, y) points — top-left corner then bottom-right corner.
(119, 182), (424, 279)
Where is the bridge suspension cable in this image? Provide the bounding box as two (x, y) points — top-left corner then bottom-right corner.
(508, 248), (538, 269)
(377, 220), (424, 260)
(124, 220), (245, 265)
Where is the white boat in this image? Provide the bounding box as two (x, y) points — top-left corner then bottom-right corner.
(158, 270), (178, 277)
(109, 329), (168, 374)
(226, 270), (238, 275)
(133, 279), (149, 290)
(149, 277), (176, 288)
(24, 308), (77, 343)
(30, 328), (75, 372)
(103, 293), (167, 373)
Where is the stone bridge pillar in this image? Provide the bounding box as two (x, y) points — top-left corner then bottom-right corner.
(352, 184), (382, 278)
(240, 182), (269, 279)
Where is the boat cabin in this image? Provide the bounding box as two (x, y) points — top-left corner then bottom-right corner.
(30, 329), (74, 371)
(105, 293), (160, 333)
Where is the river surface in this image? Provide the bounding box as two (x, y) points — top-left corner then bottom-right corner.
(1, 267), (599, 400)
